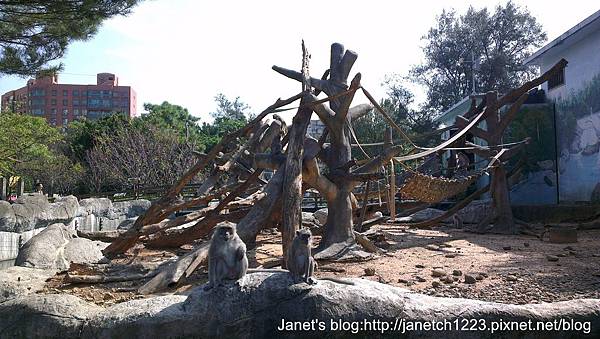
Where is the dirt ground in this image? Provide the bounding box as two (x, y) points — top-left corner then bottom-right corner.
(43, 225), (600, 306)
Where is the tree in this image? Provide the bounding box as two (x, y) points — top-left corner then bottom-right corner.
(201, 94), (252, 151)
(85, 125), (198, 192)
(210, 93), (251, 121)
(0, 0), (141, 76)
(411, 1), (546, 113)
(140, 101), (203, 148)
(0, 111), (61, 176)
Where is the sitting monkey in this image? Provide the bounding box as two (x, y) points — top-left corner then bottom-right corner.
(204, 222), (248, 291)
(286, 228), (318, 284)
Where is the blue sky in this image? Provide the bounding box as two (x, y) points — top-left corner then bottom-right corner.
(1, 0), (598, 123)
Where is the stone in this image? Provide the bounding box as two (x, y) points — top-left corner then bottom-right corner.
(15, 223), (107, 270)
(524, 242), (530, 247)
(444, 253), (457, 258)
(475, 275), (484, 281)
(547, 255), (559, 262)
(464, 275), (476, 284)
(432, 281), (441, 288)
(112, 200), (151, 218)
(78, 198), (113, 217)
(415, 264), (425, 269)
(452, 270), (462, 276)
(415, 275), (426, 282)
(431, 269), (446, 277)
(443, 276), (454, 284)
(364, 267), (376, 276)
(1, 272), (595, 338)
(395, 208), (445, 223)
(313, 208), (328, 225)
(0, 266), (54, 303)
(0, 201), (16, 232)
(503, 246), (512, 251)
(506, 275), (518, 282)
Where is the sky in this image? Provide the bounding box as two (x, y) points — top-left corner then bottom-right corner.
(0, 0), (598, 123)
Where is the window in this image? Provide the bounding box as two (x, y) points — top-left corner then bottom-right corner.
(63, 90), (68, 96)
(30, 88), (45, 96)
(31, 108), (44, 116)
(548, 68), (565, 90)
(74, 109), (79, 115)
(102, 99), (111, 107)
(88, 98), (101, 107)
(73, 99), (79, 106)
(51, 99), (57, 105)
(62, 99), (68, 106)
(81, 109), (87, 116)
(51, 89), (57, 96)
(31, 98), (45, 106)
(73, 90), (79, 96)
(50, 108), (56, 115)
(102, 90), (111, 96)
(63, 109), (69, 115)
(63, 118), (68, 126)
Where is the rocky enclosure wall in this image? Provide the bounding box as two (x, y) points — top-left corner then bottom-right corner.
(0, 271), (597, 338)
(0, 194), (150, 263)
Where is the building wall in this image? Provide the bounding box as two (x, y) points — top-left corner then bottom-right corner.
(1, 73), (137, 126)
(536, 29), (600, 203)
(539, 29), (600, 101)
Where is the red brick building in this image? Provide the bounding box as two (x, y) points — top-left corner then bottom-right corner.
(1, 73), (137, 126)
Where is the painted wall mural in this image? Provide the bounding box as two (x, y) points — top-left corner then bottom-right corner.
(556, 73), (600, 203)
(507, 104), (559, 205)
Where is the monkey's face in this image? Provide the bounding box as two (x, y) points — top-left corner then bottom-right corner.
(296, 229), (312, 245)
(218, 226), (235, 242)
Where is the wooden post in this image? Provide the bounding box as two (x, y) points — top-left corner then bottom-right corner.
(384, 128), (395, 218)
(17, 178), (24, 197)
(281, 41), (312, 265)
(0, 177), (6, 200)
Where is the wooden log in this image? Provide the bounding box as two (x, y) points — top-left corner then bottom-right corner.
(281, 41), (313, 263)
(103, 92), (305, 257)
(77, 230), (127, 242)
(66, 271), (157, 284)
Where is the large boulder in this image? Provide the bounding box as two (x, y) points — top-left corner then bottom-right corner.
(0, 273), (597, 338)
(112, 199), (151, 218)
(0, 194), (80, 232)
(0, 266), (54, 303)
(15, 223), (107, 270)
(313, 208), (328, 225)
(10, 194), (52, 232)
(48, 195), (79, 223)
(0, 201), (16, 232)
(78, 198), (113, 217)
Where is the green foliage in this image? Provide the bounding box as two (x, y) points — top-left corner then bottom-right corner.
(412, 1), (546, 113)
(64, 114), (131, 162)
(211, 93), (251, 121)
(139, 101), (203, 148)
(0, 0), (141, 76)
(0, 111), (61, 176)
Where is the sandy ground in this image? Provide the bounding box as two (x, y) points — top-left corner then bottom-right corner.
(43, 225), (600, 306)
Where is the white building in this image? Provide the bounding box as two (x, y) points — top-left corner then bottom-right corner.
(525, 9), (600, 203)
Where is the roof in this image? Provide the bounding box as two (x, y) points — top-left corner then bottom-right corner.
(524, 9), (600, 65)
(434, 96), (483, 125)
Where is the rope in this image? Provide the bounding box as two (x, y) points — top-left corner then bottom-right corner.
(361, 87), (417, 148)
